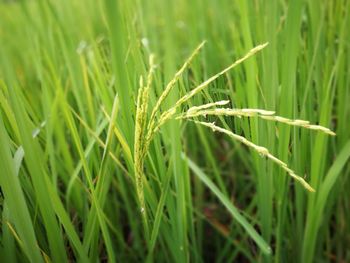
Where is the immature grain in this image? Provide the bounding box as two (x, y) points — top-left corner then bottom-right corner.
(178, 106), (335, 136)
(194, 120), (315, 192)
(145, 41), (206, 148)
(154, 43), (269, 131)
(133, 54), (156, 238)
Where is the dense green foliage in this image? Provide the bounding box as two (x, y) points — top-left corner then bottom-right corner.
(0, 0), (349, 262)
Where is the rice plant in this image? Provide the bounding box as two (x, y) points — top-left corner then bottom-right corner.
(0, 0), (349, 262)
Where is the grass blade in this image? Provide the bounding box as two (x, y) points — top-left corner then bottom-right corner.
(182, 153), (271, 255)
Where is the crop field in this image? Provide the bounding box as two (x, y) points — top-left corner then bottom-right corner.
(0, 0), (349, 262)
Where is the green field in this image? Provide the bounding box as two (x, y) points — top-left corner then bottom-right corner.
(0, 0), (349, 262)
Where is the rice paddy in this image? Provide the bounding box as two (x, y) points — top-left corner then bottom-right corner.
(0, 0), (349, 262)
